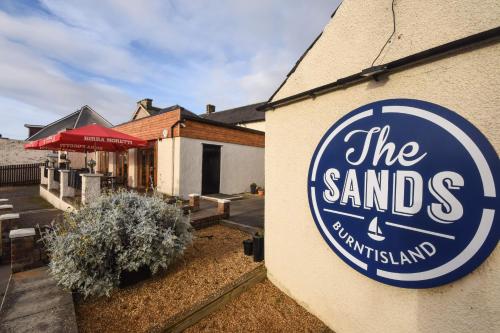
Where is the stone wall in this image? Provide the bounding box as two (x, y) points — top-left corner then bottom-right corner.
(0, 139), (48, 166)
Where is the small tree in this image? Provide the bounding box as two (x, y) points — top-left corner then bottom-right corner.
(42, 190), (192, 298)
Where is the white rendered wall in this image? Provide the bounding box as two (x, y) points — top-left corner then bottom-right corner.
(174, 137), (264, 199)
(238, 120), (265, 132)
(127, 148), (137, 188)
(107, 152), (116, 176)
(265, 1), (500, 333)
(156, 138), (181, 196)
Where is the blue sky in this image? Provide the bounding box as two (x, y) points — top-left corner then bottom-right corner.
(0, 0), (340, 139)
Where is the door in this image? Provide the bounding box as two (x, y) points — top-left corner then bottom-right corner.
(116, 151), (128, 185)
(201, 144), (221, 195)
(138, 146), (156, 189)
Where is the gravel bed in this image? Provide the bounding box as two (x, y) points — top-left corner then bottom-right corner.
(186, 279), (332, 332)
(75, 224), (260, 333)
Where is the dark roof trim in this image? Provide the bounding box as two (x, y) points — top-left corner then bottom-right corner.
(258, 26), (500, 111)
(76, 105), (112, 128)
(114, 105), (195, 128)
(266, 3), (342, 103)
(234, 118), (265, 125)
(266, 32), (323, 104)
(181, 114), (265, 135)
(27, 105), (113, 141)
(200, 102), (265, 124)
(24, 124), (44, 128)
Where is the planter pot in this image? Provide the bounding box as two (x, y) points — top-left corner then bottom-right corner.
(258, 190), (265, 196)
(119, 266), (152, 288)
(243, 239), (253, 256)
(250, 184), (257, 194)
(252, 235), (264, 262)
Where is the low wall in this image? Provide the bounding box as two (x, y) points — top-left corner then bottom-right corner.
(39, 186), (75, 212)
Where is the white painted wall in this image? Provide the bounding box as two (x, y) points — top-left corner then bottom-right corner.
(107, 152), (116, 175)
(238, 120), (266, 132)
(265, 1), (500, 333)
(178, 137), (264, 198)
(274, 0), (500, 101)
(157, 138), (181, 195)
(128, 148), (137, 188)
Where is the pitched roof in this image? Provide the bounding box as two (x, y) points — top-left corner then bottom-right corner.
(156, 105), (199, 118)
(200, 102), (266, 125)
(27, 105), (112, 141)
(133, 100), (199, 119)
(115, 104), (199, 128)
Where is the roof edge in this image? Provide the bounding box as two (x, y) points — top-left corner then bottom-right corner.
(258, 26), (500, 112)
(264, 3), (342, 105)
(181, 115), (265, 135)
(114, 106), (183, 128)
(27, 109), (80, 141)
(79, 105), (113, 127)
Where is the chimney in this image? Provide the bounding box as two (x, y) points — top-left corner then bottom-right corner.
(138, 98), (153, 109)
(206, 104), (215, 114)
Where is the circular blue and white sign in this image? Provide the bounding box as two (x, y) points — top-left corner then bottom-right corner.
(307, 99), (499, 288)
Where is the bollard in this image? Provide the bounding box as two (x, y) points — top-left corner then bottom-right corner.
(47, 168), (59, 190)
(189, 194), (200, 211)
(59, 170), (75, 198)
(81, 173), (102, 205)
(1, 213), (19, 263)
(10, 228), (36, 273)
(40, 166), (48, 185)
(217, 199), (230, 219)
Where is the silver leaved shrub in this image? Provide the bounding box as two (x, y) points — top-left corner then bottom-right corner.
(42, 190), (192, 298)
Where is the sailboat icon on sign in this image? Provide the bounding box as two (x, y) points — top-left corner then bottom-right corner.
(368, 217), (385, 241)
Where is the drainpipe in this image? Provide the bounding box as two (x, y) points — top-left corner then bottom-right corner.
(169, 119), (184, 196)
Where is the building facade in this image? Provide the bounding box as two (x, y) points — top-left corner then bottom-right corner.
(262, 1), (499, 332)
(110, 101), (265, 198)
(24, 105), (112, 169)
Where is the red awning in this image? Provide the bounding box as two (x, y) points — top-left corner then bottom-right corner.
(24, 140), (41, 149)
(24, 124), (147, 152)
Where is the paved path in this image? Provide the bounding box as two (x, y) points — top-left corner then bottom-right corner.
(0, 186), (62, 301)
(0, 185), (61, 229)
(197, 195), (264, 229)
(227, 196), (264, 229)
(0, 267), (78, 333)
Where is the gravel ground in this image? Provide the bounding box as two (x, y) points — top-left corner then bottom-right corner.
(75, 225), (260, 333)
(186, 278), (331, 333)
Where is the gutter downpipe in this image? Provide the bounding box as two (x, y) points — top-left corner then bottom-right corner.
(169, 119), (184, 197)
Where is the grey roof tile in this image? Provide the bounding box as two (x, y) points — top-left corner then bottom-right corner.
(27, 106), (112, 141)
(200, 102), (265, 125)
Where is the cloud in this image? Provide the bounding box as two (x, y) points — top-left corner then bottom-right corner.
(0, 0), (340, 139)
(0, 37), (135, 126)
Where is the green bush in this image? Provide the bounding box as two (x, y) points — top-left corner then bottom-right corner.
(42, 190), (192, 298)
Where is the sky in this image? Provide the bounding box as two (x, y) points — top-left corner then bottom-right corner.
(0, 0), (341, 140)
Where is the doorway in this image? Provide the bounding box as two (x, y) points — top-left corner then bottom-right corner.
(116, 151), (128, 185)
(201, 144), (221, 195)
(138, 146), (156, 190)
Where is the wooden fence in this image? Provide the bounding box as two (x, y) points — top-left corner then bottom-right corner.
(0, 163), (44, 186)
